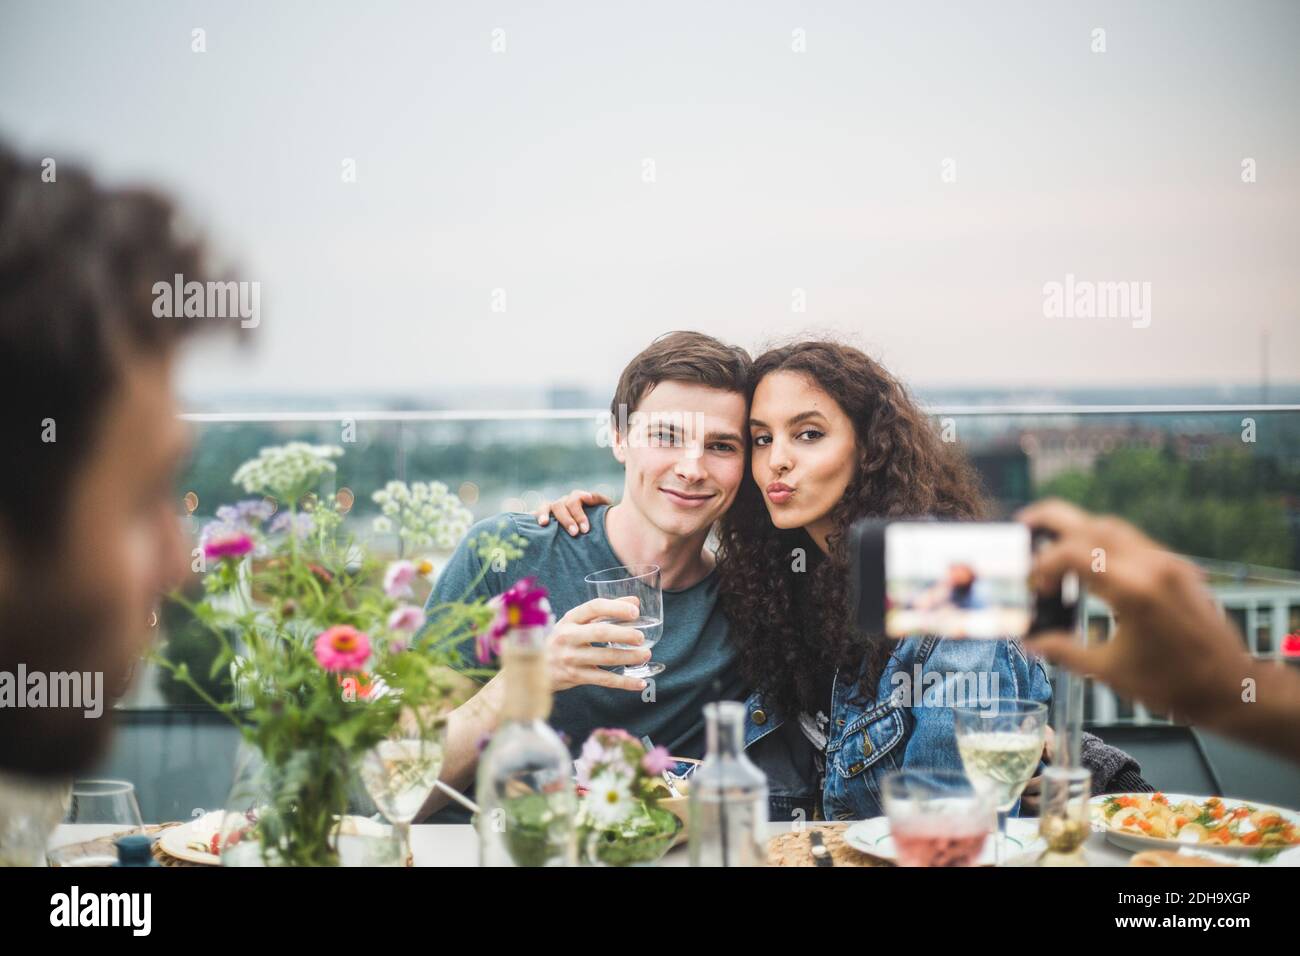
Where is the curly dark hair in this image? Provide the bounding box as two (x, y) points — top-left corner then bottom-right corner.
(716, 339), (987, 719)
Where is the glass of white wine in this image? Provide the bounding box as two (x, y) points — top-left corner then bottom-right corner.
(359, 710), (447, 866)
(954, 698), (1047, 865)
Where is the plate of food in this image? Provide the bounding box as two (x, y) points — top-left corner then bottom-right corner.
(157, 811), (389, 865)
(1091, 792), (1300, 859)
(156, 811), (227, 865)
(842, 815), (1045, 866)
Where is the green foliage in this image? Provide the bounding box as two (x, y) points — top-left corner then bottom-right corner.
(1039, 444), (1298, 569)
(155, 591), (233, 709)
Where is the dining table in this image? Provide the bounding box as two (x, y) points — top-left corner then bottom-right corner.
(48, 820), (1138, 867)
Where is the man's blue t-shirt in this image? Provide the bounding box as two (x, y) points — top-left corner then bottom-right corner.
(426, 505), (744, 787)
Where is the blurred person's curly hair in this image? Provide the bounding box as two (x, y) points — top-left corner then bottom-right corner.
(717, 339), (987, 718)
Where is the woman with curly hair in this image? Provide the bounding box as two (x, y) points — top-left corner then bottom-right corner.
(713, 339), (1051, 822)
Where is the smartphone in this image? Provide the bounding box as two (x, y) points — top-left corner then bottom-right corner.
(850, 518), (1078, 639)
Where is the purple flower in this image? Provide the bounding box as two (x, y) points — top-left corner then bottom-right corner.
(384, 561), (417, 598)
(201, 500), (275, 558)
(217, 499), (275, 525)
(269, 511), (314, 538)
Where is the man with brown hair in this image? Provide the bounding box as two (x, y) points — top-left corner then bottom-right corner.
(420, 331), (752, 819)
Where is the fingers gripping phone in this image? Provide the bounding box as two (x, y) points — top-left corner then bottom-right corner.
(850, 519), (1079, 639)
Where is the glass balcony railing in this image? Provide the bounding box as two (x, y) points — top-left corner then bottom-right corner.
(104, 403), (1300, 821)
(140, 404), (1300, 719)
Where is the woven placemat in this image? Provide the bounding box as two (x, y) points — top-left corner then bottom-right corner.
(48, 823), (198, 867)
(766, 823), (890, 867)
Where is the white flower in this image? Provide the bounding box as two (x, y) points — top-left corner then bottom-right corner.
(372, 516), (393, 534)
(370, 478), (474, 553)
(585, 771), (635, 827)
(231, 442), (342, 498)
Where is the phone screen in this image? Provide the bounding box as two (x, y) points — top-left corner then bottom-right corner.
(883, 522), (1032, 639)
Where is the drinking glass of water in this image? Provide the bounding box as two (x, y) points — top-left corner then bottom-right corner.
(47, 779), (144, 866)
(584, 564), (664, 678)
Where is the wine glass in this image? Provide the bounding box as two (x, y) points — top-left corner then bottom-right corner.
(359, 711), (447, 866)
(882, 769), (994, 867)
(46, 779), (144, 867)
(954, 698), (1047, 865)
(584, 564), (664, 678)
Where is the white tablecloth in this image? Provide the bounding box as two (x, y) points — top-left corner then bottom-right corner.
(50, 821), (1136, 866)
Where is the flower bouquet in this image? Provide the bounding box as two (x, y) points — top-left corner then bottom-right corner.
(160, 442), (524, 865)
(576, 728), (681, 866)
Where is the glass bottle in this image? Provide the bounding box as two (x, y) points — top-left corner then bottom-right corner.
(476, 626), (576, 866)
(689, 701), (768, 866)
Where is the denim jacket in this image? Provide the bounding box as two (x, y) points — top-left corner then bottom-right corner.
(744, 636), (1052, 823)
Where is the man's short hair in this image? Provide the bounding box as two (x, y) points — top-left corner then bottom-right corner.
(0, 144), (211, 555)
(609, 331), (752, 430)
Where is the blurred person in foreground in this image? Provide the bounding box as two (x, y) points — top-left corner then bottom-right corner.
(0, 143), (213, 776)
(1021, 499), (1300, 766)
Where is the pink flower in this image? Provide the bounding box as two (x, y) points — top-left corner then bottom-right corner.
(475, 577), (552, 663)
(204, 532), (254, 561)
(387, 605), (424, 633)
(314, 625), (371, 672)
(383, 560), (417, 598)
(642, 745), (674, 776)
(575, 736), (607, 788)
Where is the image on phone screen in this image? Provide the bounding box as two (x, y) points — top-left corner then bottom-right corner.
(884, 523), (1032, 639)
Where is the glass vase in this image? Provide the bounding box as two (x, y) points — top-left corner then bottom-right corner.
(219, 740), (353, 867)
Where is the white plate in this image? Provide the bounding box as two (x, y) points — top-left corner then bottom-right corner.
(842, 815), (1044, 866)
(157, 811), (225, 865)
(1090, 792), (1300, 859)
(157, 811), (389, 866)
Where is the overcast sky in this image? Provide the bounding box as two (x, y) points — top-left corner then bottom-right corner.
(2, 0), (1297, 403)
